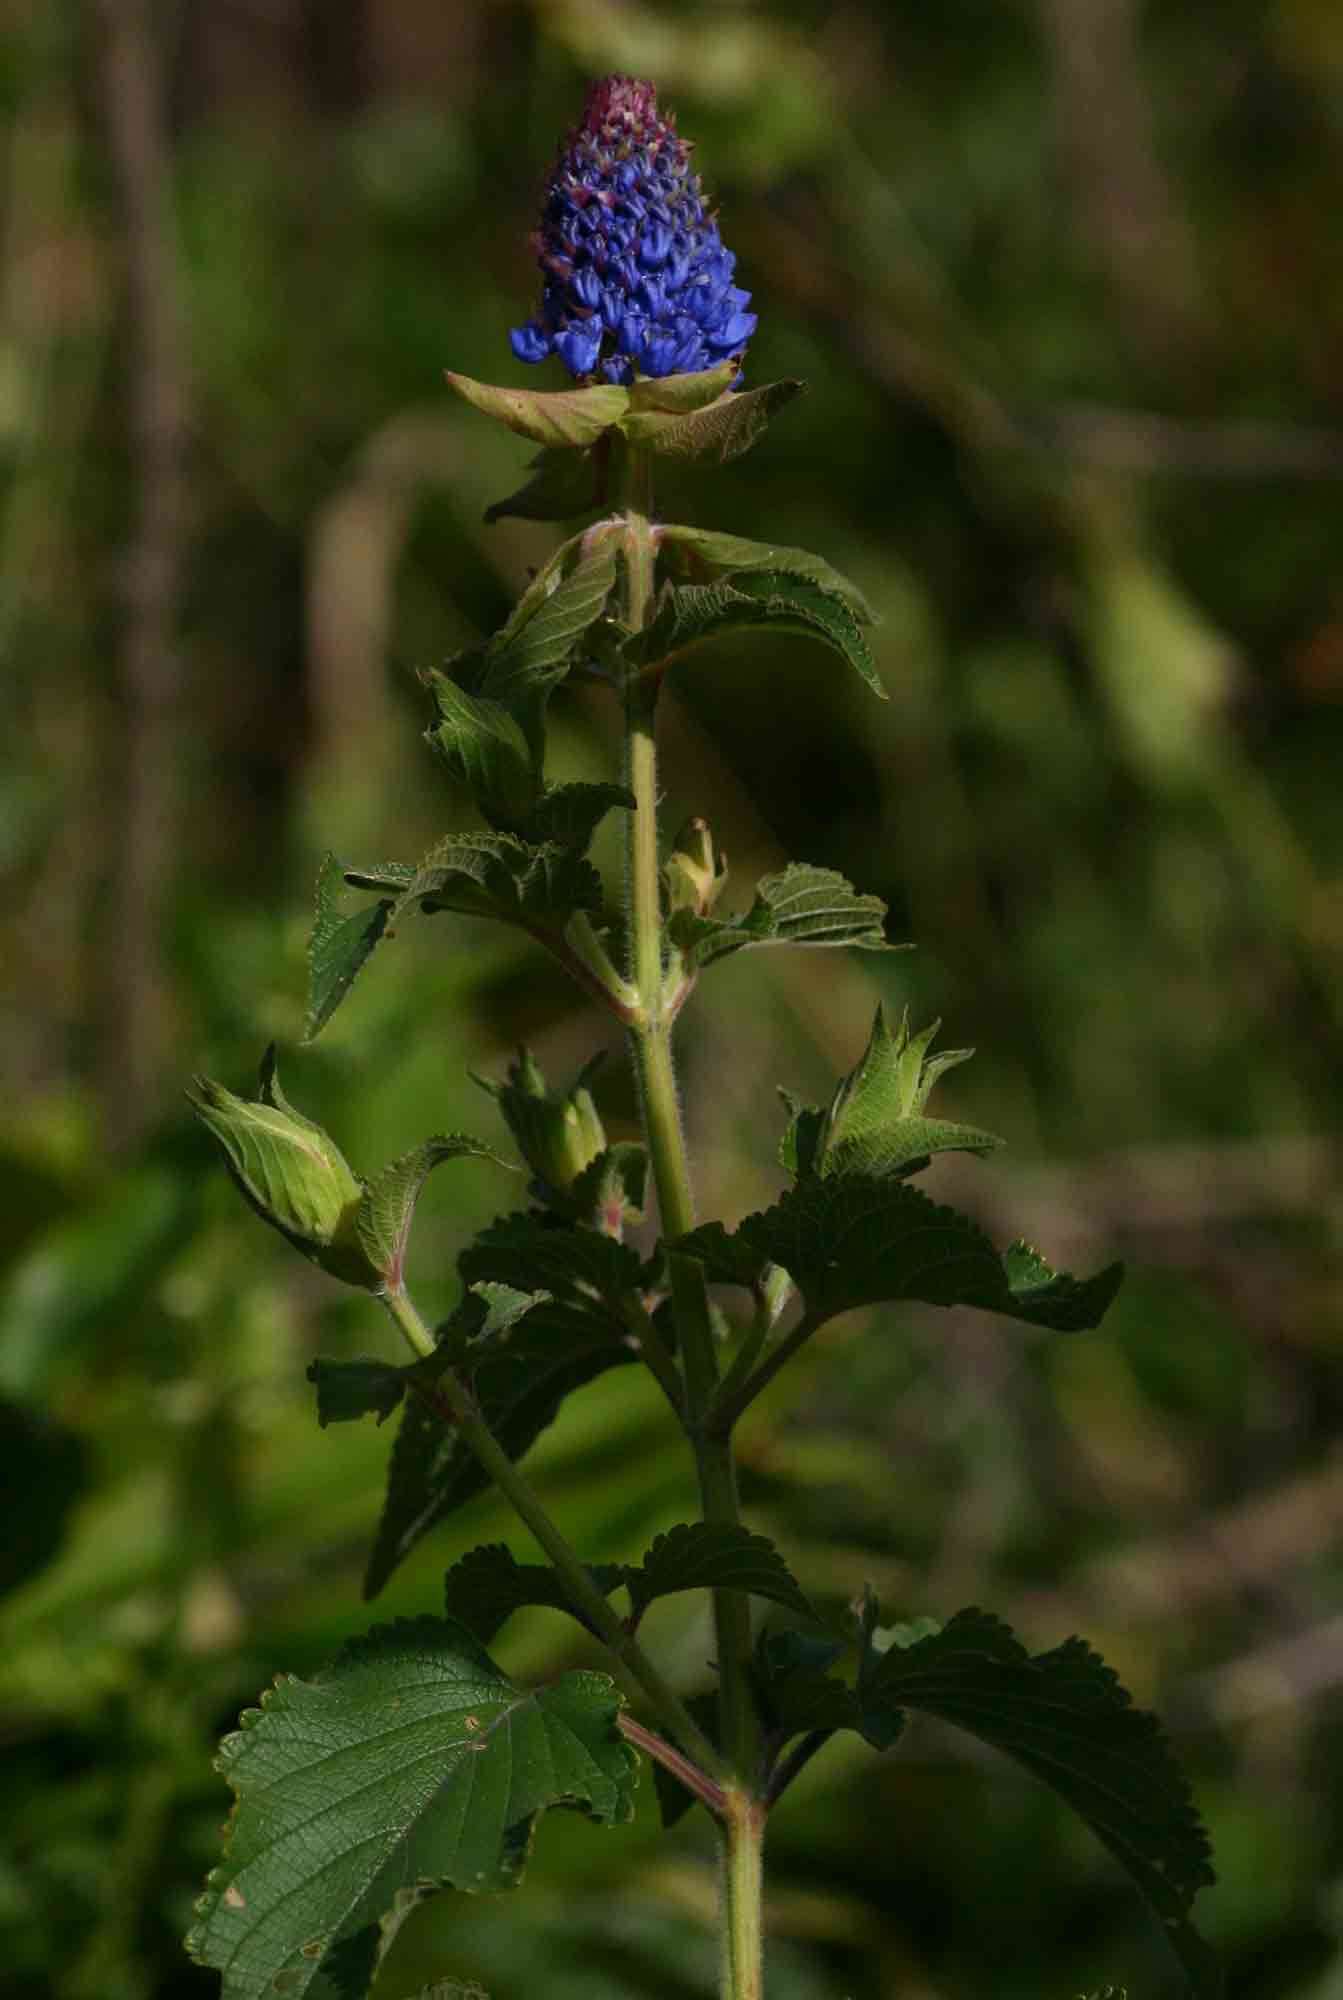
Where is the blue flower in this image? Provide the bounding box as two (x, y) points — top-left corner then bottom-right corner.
(508, 75), (756, 386)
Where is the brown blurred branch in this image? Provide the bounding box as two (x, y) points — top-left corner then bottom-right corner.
(95, 0), (187, 1143)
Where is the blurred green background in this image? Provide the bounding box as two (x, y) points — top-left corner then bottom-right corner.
(3, 0), (1342, 1995)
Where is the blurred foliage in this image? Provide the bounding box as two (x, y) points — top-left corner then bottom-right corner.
(2, 0), (1342, 1996)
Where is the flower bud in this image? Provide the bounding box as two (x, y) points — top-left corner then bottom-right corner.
(665, 817), (727, 918)
(188, 1051), (377, 1288)
(508, 75), (757, 386)
(477, 1049), (608, 1197)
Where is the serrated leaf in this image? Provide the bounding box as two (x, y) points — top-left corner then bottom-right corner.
(187, 1617), (636, 2000)
(660, 524), (875, 621)
(394, 831), (603, 931)
(308, 1356), (408, 1428)
(443, 1543), (624, 1644)
(519, 781), (634, 853)
(423, 674), (540, 826)
(618, 378), (804, 462)
(445, 370), (629, 447)
(669, 862), (896, 970)
(623, 1522), (818, 1626)
(355, 1136), (505, 1291)
(365, 1295), (632, 1598)
(306, 852), (395, 1040)
(568, 1142), (648, 1231)
(678, 1175), (1123, 1333)
(481, 540), (621, 718)
(626, 360), (739, 415)
(484, 446), (600, 524)
(628, 571), (881, 696)
(458, 1210), (644, 1308)
(801, 1006), (1002, 1182)
(861, 1609), (1219, 1995)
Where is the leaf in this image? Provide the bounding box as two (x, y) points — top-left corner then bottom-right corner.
(479, 539), (621, 719)
(669, 862), (896, 970)
(625, 360), (739, 414)
(458, 1209), (644, 1308)
(305, 852), (395, 1041)
(860, 1609), (1219, 1996)
(186, 1617), (637, 2000)
(568, 1142), (649, 1231)
(678, 1175), (1123, 1333)
(623, 1523), (818, 1626)
(628, 571), (882, 696)
(445, 370), (629, 447)
(618, 378), (804, 462)
(484, 445), (601, 524)
(660, 524), (875, 620)
(793, 1006), (1003, 1182)
(391, 831), (603, 932)
(308, 1356), (408, 1428)
(355, 1135), (506, 1291)
(443, 1543), (625, 1644)
(519, 781), (634, 853)
(365, 1294), (632, 1598)
(423, 674), (540, 827)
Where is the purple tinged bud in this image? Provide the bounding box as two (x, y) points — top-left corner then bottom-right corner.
(638, 221), (673, 270)
(555, 325), (603, 376)
(706, 310), (758, 354)
(570, 267), (602, 310)
(509, 322), (552, 364)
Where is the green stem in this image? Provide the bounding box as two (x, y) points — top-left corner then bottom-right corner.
(720, 1791), (766, 2000)
(382, 1285), (726, 1783)
(613, 443), (766, 2000)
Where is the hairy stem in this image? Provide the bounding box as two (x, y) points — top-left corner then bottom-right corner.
(613, 441), (765, 1997)
(382, 1285), (725, 1781)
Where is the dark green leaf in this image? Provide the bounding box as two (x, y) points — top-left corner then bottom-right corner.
(305, 852), (395, 1041)
(308, 1357), (408, 1428)
(365, 1295), (632, 1598)
(755, 1628), (853, 1737)
(623, 1522), (818, 1625)
(519, 781), (634, 853)
(187, 1617), (636, 2000)
(660, 524), (874, 620)
(679, 1175), (1123, 1333)
(618, 379), (804, 462)
(443, 1543), (624, 1644)
(478, 539), (621, 718)
(394, 831), (603, 930)
(669, 863), (896, 970)
(445, 370), (629, 447)
(355, 1135), (505, 1290)
(458, 1210), (643, 1308)
(484, 445), (601, 524)
(568, 1142), (649, 1231)
(861, 1610), (1219, 1995)
(423, 675), (539, 826)
(628, 572), (881, 696)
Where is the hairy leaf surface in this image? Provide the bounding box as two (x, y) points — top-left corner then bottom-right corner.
(624, 1523), (817, 1625)
(669, 863), (895, 969)
(306, 853), (395, 1040)
(618, 379), (804, 462)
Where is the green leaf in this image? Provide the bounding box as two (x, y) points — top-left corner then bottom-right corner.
(623, 1523), (818, 1626)
(860, 1610), (1219, 1995)
(628, 571), (882, 697)
(478, 539), (621, 721)
(568, 1142), (649, 1231)
(186, 1617), (637, 2000)
(618, 378), (804, 462)
(626, 360), (739, 414)
(519, 781), (634, 853)
(458, 1210), (644, 1309)
(660, 524), (875, 620)
(305, 852), (395, 1041)
(365, 1294), (631, 1598)
(376, 832), (602, 933)
(793, 1006), (1003, 1182)
(445, 370), (629, 447)
(423, 675), (540, 826)
(443, 1543), (625, 1644)
(484, 445), (601, 524)
(669, 862), (896, 970)
(355, 1135), (506, 1291)
(678, 1175), (1123, 1333)
(755, 1627), (860, 1739)
(308, 1356), (408, 1428)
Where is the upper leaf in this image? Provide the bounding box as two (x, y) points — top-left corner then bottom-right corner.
(355, 1135), (507, 1292)
(618, 379), (804, 462)
(623, 1523), (818, 1627)
(305, 852), (395, 1041)
(626, 572), (882, 696)
(860, 1610), (1219, 1995)
(679, 1175), (1122, 1333)
(475, 536), (621, 725)
(625, 360), (739, 415)
(353, 832), (602, 932)
(483, 445), (601, 525)
(668, 862), (896, 970)
(458, 1208), (644, 1308)
(660, 524), (875, 621)
(443, 1542), (624, 1645)
(445, 370), (629, 447)
(783, 1006), (1002, 1183)
(187, 1617), (636, 2000)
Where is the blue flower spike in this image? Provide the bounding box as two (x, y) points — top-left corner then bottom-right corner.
(508, 74), (758, 386)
